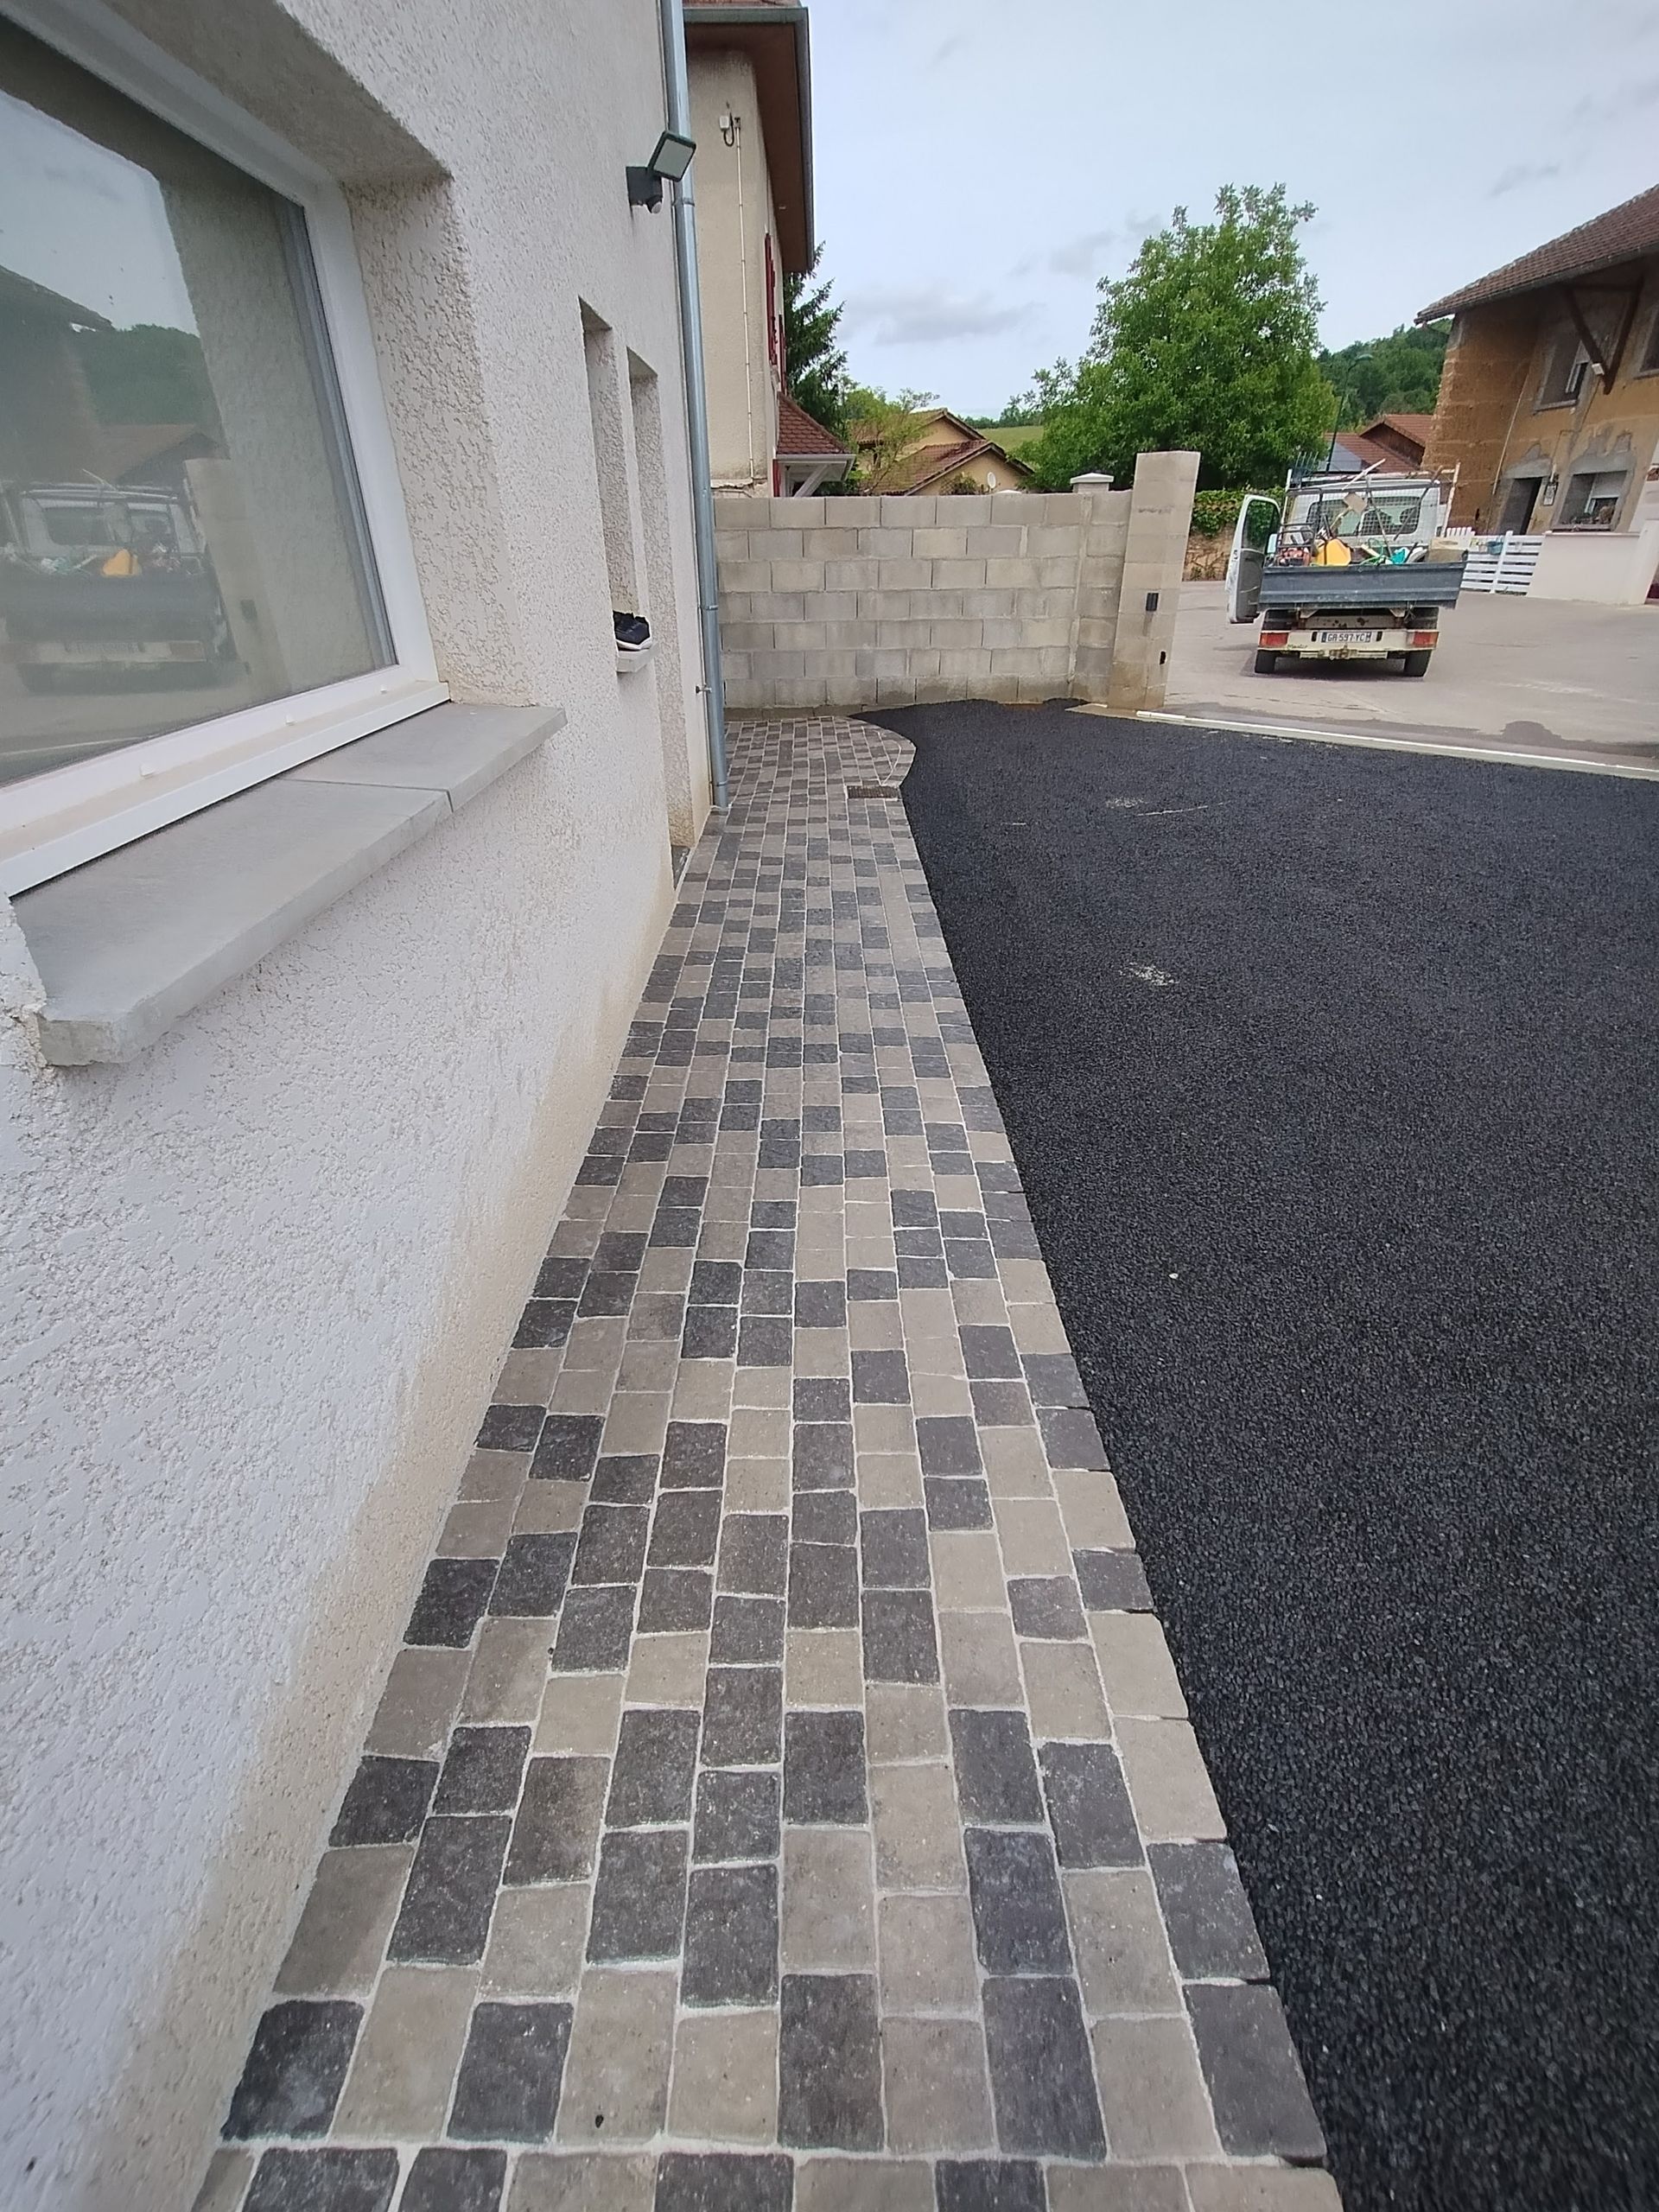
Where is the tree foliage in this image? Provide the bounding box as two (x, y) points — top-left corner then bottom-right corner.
(1318, 321), (1450, 425)
(1022, 185), (1335, 492)
(783, 247), (852, 441)
(844, 385), (938, 492)
(73, 323), (223, 435)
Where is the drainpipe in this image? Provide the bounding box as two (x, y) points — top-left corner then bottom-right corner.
(658, 0), (729, 812)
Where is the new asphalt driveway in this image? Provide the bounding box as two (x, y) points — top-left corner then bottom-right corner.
(876, 701), (1659, 2212)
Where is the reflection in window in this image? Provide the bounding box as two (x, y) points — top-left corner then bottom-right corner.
(0, 21), (390, 789)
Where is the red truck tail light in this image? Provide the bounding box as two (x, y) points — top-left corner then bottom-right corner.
(1408, 630), (1437, 648)
(1259, 630), (1289, 647)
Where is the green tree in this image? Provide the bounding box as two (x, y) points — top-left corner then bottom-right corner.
(1318, 321), (1450, 425)
(1023, 185), (1335, 492)
(844, 385), (938, 491)
(783, 247), (851, 440)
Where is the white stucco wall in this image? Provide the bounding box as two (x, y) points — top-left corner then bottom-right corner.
(0, 0), (709, 2203)
(689, 49), (781, 491)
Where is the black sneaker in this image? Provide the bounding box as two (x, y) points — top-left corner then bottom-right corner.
(613, 611), (651, 651)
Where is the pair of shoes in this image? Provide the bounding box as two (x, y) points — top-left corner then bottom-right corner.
(613, 611), (651, 652)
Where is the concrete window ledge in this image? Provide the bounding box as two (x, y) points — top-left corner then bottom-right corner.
(615, 643), (653, 675)
(11, 700), (565, 1067)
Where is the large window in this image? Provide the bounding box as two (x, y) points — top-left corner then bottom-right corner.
(1558, 468), (1628, 530)
(0, 12), (439, 892)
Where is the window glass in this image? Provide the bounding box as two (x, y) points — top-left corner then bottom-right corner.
(0, 22), (390, 790)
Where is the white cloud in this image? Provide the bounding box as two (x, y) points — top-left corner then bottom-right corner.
(843, 284), (1036, 347)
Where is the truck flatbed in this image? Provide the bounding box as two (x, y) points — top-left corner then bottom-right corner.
(1257, 558), (1465, 609)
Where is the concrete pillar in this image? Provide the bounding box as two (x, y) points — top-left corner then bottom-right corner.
(1106, 449), (1198, 715)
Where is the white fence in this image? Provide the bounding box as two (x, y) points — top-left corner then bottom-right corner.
(1456, 531), (1542, 594)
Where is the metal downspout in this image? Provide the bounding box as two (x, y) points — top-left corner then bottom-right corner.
(659, 0), (729, 812)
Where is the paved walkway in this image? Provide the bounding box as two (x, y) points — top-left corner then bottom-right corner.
(199, 715), (1334, 2212)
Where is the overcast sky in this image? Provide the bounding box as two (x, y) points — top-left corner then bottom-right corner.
(811, 0), (1659, 416)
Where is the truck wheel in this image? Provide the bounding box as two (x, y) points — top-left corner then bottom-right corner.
(1402, 651), (1432, 677)
(1253, 649), (1279, 674)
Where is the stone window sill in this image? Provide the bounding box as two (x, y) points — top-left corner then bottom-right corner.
(11, 700), (565, 1066)
(616, 643), (653, 675)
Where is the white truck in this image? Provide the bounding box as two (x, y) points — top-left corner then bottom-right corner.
(1225, 467), (1466, 677)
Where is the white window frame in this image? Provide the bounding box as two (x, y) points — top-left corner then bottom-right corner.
(0, 0), (445, 897)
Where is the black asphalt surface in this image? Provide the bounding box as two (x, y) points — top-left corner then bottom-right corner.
(878, 702), (1659, 2212)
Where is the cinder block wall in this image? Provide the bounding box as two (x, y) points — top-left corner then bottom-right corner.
(715, 486), (1134, 709)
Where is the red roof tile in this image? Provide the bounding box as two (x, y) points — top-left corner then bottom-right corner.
(776, 394), (849, 456)
(1419, 183), (1659, 318)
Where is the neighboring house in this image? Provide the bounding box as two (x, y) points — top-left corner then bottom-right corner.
(1420, 183), (1659, 543)
(1, 1), (711, 2202)
(684, 0), (820, 492)
(1325, 412), (1434, 474)
(853, 405), (1039, 493)
(774, 390), (851, 493)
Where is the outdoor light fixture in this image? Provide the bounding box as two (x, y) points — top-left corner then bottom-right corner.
(627, 130), (696, 211)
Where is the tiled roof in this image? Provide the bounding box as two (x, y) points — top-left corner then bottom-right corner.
(776, 394), (849, 456)
(1419, 182), (1659, 318)
(1375, 412), (1434, 445)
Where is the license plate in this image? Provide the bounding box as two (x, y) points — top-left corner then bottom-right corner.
(1312, 629), (1382, 645)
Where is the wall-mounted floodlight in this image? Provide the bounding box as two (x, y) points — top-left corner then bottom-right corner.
(627, 130), (696, 211)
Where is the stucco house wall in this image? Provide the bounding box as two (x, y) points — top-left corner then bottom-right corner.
(688, 48), (781, 490)
(0, 1), (708, 2205)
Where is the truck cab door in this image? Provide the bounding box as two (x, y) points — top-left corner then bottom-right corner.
(1226, 495), (1281, 622)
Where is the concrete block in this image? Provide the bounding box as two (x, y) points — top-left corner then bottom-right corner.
(714, 531), (749, 563)
(1027, 527), (1083, 558)
(912, 528), (970, 559)
(753, 530), (804, 563)
(883, 495), (934, 526)
(808, 652), (865, 693)
(877, 559), (933, 591)
(984, 559), (1041, 589)
(831, 496), (882, 524)
(720, 622), (773, 652)
(988, 492), (1032, 523)
(719, 561), (770, 594)
(907, 649), (942, 681)
(964, 525), (1027, 558)
(931, 560), (988, 590)
(934, 650), (988, 684)
(822, 621), (868, 651)
(1036, 558), (1078, 588)
(768, 560), (826, 594)
(980, 620), (1025, 651)
(774, 622), (829, 652)
(860, 528), (915, 556)
(871, 672), (919, 705)
(788, 497), (828, 528)
(805, 529), (864, 561)
(750, 592), (806, 621)
(988, 646), (1051, 675)
(963, 589), (1017, 620)
(827, 559), (883, 593)
(874, 620), (937, 650)
(925, 618), (984, 650)
(714, 495), (755, 529)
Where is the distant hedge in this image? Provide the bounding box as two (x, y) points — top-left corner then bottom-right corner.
(1190, 488), (1274, 537)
